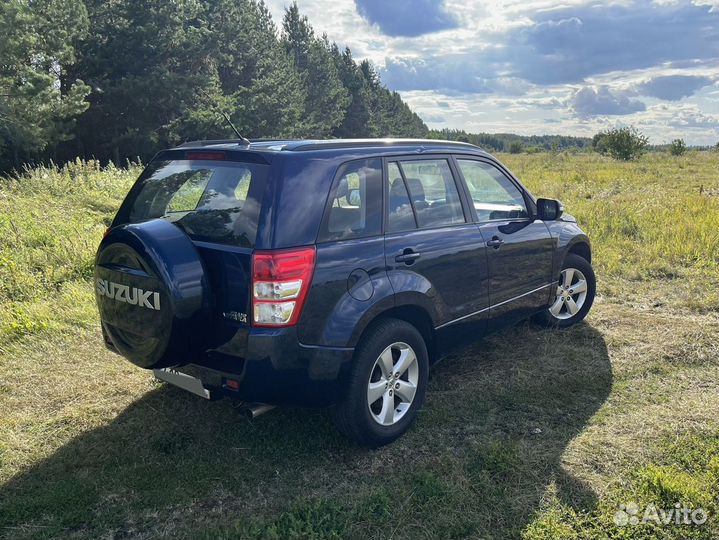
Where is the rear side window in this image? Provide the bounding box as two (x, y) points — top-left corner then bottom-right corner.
(119, 159), (267, 247)
(318, 158), (382, 242)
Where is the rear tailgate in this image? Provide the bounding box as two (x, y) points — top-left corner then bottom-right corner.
(111, 150), (269, 352)
(194, 241), (253, 343)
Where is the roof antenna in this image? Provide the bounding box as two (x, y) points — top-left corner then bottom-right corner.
(217, 108), (251, 146)
(197, 89), (251, 146)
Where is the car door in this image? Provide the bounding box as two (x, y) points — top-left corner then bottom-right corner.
(454, 158), (554, 328)
(384, 156), (490, 348)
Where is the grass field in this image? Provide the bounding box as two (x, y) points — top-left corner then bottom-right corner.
(1, 152), (718, 539)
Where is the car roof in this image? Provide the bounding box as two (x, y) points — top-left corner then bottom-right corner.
(174, 138), (490, 158)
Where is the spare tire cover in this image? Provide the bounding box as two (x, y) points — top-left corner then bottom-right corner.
(94, 219), (212, 369)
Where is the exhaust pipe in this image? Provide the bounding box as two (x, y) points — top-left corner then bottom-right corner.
(242, 402), (275, 419)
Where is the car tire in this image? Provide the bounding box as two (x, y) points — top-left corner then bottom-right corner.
(332, 318), (429, 447)
(534, 253), (596, 328)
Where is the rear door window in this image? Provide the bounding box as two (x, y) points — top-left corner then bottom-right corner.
(118, 159), (267, 247)
(392, 159), (466, 229)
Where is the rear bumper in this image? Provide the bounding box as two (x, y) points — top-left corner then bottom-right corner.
(104, 325), (354, 406)
(186, 348), (353, 406)
(183, 342), (354, 406)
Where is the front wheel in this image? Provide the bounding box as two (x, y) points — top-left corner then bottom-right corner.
(332, 318), (429, 447)
(534, 253), (596, 328)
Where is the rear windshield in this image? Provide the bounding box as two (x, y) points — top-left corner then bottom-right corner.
(117, 159), (267, 247)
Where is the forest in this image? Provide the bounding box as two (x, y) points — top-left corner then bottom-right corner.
(0, 0), (428, 171)
(427, 128), (592, 153)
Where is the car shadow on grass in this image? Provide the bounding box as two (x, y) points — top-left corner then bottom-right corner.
(0, 321), (611, 540)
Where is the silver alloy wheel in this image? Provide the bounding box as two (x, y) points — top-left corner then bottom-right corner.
(367, 341), (419, 426)
(549, 267), (589, 320)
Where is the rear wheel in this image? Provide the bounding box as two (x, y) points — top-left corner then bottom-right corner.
(534, 253), (595, 328)
(332, 318), (429, 447)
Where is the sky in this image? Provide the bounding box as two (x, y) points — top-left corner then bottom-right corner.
(263, 0), (719, 145)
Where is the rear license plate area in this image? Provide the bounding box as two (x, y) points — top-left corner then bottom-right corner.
(153, 368), (213, 399)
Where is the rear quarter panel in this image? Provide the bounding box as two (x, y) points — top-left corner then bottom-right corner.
(298, 237), (395, 347)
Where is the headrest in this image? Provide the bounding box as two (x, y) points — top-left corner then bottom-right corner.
(390, 178), (405, 194)
(336, 177), (349, 199)
(404, 177), (425, 201)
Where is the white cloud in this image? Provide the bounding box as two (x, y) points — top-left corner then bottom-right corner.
(263, 0), (719, 144)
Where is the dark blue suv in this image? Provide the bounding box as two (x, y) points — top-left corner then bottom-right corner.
(95, 139), (595, 446)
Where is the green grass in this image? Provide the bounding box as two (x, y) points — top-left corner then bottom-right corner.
(504, 151), (719, 304)
(0, 160), (138, 346)
(1, 152), (718, 539)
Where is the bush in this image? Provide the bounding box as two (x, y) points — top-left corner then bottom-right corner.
(592, 127), (649, 161)
(508, 141), (523, 154)
(669, 138), (687, 156)
(591, 132), (608, 154)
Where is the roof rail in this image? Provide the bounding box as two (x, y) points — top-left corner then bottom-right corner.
(177, 139), (251, 148)
(287, 139), (482, 152)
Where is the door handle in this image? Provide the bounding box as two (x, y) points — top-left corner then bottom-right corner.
(486, 236), (504, 248)
(395, 249), (421, 264)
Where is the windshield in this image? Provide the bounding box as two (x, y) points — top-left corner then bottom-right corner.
(116, 159), (268, 247)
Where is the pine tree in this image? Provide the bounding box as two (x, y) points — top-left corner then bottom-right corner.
(356, 60), (427, 138)
(0, 0), (91, 168)
(358, 60), (383, 137)
(282, 4), (349, 137)
(332, 46), (372, 138)
(68, 0), (217, 163)
(179, 0), (306, 140)
(0, 0), (428, 170)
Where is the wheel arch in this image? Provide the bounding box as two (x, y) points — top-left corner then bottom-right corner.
(353, 304), (437, 363)
(567, 240), (591, 264)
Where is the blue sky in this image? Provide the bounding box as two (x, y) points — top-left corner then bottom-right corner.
(265, 0), (719, 145)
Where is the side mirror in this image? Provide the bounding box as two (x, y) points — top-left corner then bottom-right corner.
(536, 198), (564, 220)
(347, 189), (361, 206)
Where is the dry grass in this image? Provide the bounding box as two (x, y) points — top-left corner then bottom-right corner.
(1, 152), (718, 539)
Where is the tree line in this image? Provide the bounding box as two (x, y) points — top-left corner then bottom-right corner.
(428, 128), (592, 153)
(0, 0), (428, 171)
(432, 127), (717, 159)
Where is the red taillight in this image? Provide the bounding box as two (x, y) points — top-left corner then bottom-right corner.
(251, 246), (316, 327)
(185, 151), (226, 161)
